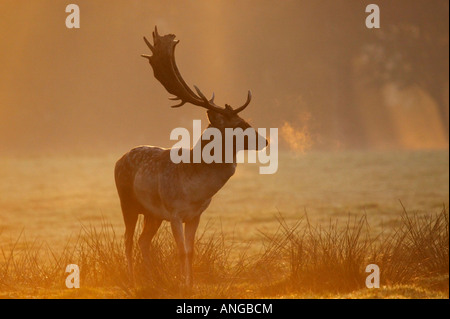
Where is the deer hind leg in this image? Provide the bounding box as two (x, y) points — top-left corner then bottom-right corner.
(122, 206), (139, 281)
(184, 216), (200, 287)
(138, 215), (162, 267)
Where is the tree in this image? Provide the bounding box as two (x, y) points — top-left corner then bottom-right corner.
(363, 0), (449, 137)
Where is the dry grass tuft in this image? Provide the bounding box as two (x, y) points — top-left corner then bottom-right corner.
(0, 207), (448, 299)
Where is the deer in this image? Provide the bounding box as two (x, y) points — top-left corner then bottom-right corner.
(114, 26), (267, 287)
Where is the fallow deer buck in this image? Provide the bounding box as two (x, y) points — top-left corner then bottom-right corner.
(115, 27), (267, 286)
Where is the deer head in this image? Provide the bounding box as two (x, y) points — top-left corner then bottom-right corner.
(141, 26), (267, 151)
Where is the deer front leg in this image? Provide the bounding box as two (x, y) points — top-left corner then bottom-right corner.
(170, 219), (188, 284)
(139, 215), (162, 268)
(184, 215), (200, 287)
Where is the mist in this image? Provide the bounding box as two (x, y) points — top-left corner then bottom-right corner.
(0, 0), (448, 155)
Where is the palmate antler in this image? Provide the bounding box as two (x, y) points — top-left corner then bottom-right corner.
(141, 26), (252, 115)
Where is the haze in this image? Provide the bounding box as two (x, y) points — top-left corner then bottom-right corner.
(0, 0), (448, 155)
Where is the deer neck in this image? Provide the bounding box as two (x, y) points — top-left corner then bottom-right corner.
(183, 126), (237, 197)
(190, 125), (238, 165)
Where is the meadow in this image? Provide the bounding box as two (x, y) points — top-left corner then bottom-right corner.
(0, 150), (448, 298)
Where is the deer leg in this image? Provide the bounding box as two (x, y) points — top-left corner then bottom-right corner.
(184, 215), (200, 287)
(123, 210), (139, 282)
(138, 215), (162, 267)
(170, 219), (187, 283)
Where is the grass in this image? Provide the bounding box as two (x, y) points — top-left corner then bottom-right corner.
(255, 205), (449, 296)
(0, 207), (448, 299)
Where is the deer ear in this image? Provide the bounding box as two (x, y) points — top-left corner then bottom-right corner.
(207, 110), (225, 127)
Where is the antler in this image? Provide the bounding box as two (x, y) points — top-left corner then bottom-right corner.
(141, 26), (252, 115)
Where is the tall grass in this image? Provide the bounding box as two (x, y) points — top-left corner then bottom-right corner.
(376, 205), (449, 289)
(256, 206), (449, 295)
(0, 208), (448, 298)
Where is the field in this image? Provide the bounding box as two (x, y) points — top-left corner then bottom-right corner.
(0, 150), (448, 298)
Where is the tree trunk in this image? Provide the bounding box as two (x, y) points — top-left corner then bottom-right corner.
(427, 83), (449, 140)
